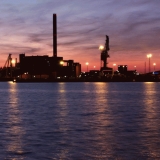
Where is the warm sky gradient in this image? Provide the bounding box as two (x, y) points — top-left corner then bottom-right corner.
(0, 0), (160, 73)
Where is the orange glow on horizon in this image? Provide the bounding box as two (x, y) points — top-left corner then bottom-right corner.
(0, 43), (160, 74)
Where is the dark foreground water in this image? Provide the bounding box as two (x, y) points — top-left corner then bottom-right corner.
(0, 82), (160, 160)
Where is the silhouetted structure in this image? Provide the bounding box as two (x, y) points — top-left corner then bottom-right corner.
(14, 54), (81, 80)
(100, 35), (110, 70)
(53, 14), (57, 57)
(118, 65), (128, 74)
(100, 35), (113, 75)
(1, 14), (160, 82)
(0, 14), (81, 81)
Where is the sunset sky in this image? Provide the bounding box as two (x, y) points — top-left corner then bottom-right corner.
(0, 0), (160, 73)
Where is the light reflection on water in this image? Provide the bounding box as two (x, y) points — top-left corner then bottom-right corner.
(141, 82), (160, 158)
(2, 82), (26, 159)
(0, 82), (160, 159)
(91, 83), (114, 158)
(56, 83), (70, 159)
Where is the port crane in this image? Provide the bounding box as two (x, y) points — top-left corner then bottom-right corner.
(100, 35), (110, 71)
(2, 54), (13, 78)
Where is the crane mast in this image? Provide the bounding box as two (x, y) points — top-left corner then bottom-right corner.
(100, 35), (110, 71)
(2, 54), (12, 77)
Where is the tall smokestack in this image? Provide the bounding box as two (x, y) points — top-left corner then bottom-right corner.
(53, 14), (57, 57)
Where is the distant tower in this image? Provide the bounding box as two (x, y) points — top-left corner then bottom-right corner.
(100, 35), (110, 70)
(53, 14), (57, 57)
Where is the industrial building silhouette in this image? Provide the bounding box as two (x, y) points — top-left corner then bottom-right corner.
(0, 14), (160, 82)
(16, 53), (81, 79)
(0, 14), (81, 81)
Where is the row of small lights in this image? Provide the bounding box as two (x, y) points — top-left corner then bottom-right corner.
(84, 63), (156, 72)
(10, 49), (157, 73)
(86, 46), (157, 72)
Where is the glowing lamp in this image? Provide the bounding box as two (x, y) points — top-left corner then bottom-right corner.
(60, 61), (64, 65)
(11, 59), (16, 64)
(99, 45), (104, 50)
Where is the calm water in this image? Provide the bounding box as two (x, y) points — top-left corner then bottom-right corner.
(0, 82), (160, 160)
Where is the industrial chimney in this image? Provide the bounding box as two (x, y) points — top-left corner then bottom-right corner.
(53, 14), (57, 57)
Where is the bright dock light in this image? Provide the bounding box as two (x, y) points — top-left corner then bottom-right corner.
(147, 54), (152, 58)
(153, 63), (156, 71)
(99, 45), (104, 50)
(60, 61), (64, 65)
(11, 59), (16, 64)
(86, 62), (89, 72)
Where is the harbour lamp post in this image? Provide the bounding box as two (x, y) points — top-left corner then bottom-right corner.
(113, 63), (116, 71)
(99, 45), (105, 70)
(10, 59), (16, 78)
(144, 62), (146, 74)
(86, 62), (89, 72)
(153, 63), (156, 72)
(11, 59), (16, 67)
(99, 45), (104, 70)
(147, 54), (152, 73)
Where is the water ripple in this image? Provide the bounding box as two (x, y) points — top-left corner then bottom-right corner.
(0, 82), (160, 159)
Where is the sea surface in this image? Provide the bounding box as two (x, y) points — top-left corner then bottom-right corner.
(0, 82), (160, 160)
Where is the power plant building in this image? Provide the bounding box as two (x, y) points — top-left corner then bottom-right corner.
(15, 54), (81, 79)
(11, 14), (81, 80)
